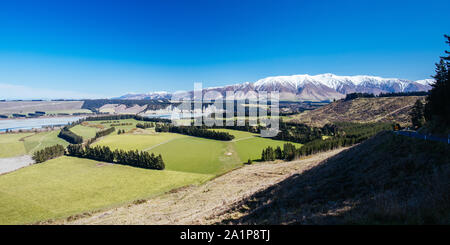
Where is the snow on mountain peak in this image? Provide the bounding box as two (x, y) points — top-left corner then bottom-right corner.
(415, 79), (435, 86)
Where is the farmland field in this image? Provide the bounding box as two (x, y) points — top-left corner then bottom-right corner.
(83, 119), (143, 133)
(233, 137), (302, 162)
(0, 133), (34, 158)
(93, 133), (185, 151)
(22, 130), (69, 154)
(0, 156), (211, 225)
(0, 101), (84, 116)
(69, 125), (99, 139)
(0, 119), (304, 224)
(210, 128), (303, 161)
(148, 136), (241, 174)
(0, 131), (69, 158)
(94, 127), (301, 174)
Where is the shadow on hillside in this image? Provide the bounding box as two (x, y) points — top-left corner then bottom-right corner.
(219, 131), (450, 225)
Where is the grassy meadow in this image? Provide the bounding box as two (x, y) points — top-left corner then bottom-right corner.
(0, 156), (211, 225)
(0, 119), (303, 224)
(0, 133), (34, 158)
(0, 131), (69, 158)
(69, 124), (99, 139)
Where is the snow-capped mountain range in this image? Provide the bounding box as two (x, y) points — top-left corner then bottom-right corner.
(119, 73), (434, 101)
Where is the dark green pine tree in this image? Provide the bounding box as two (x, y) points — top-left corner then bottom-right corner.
(424, 35), (450, 129)
(275, 146), (283, 159)
(410, 99), (425, 129)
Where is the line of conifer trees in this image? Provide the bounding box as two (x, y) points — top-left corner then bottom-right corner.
(66, 144), (165, 170)
(136, 122), (155, 129)
(155, 124), (234, 141)
(261, 122), (393, 161)
(110, 122), (133, 126)
(95, 127), (115, 138)
(32, 144), (65, 163)
(58, 126), (83, 144)
(84, 114), (171, 123)
(86, 127), (115, 145)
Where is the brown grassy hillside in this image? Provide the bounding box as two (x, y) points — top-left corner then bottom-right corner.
(218, 131), (450, 225)
(288, 96), (425, 127)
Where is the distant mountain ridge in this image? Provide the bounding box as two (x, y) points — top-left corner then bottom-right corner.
(119, 73), (434, 101)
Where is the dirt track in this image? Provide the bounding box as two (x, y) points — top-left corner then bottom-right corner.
(0, 155), (34, 175)
(57, 148), (347, 225)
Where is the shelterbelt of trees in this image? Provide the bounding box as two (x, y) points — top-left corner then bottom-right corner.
(32, 144), (65, 163)
(39, 115), (168, 170)
(58, 126), (83, 144)
(207, 119), (341, 144)
(85, 127), (116, 145)
(67, 144), (165, 170)
(81, 99), (173, 112)
(155, 124), (235, 141)
(84, 114), (171, 123)
(261, 122), (393, 161)
(136, 122), (155, 129)
(344, 91), (429, 101)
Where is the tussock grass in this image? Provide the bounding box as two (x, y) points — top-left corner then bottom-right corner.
(220, 131), (450, 225)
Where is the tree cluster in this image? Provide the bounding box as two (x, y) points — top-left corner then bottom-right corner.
(58, 126), (83, 144)
(261, 122), (393, 161)
(32, 144), (65, 163)
(378, 91), (429, 97)
(424, 35), (450, 130)
(84, 114), (171, 123)
(95, 127), (115, 138)
(110, 123), (133, 127)
(81, 99), (172, 112)
(410, 99), (426, 129)
(344, 93), (376, 101)
(67, 144), (165, 170)
(136, 122), (155, 129)
(155, 124), (234, 141)
(86, 127), (115, 145)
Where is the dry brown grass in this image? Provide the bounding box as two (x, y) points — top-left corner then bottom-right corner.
(218, 131), (450, 225)
(288, 96), (425, 127)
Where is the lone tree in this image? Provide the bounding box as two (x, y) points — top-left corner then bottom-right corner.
(410, 99), (425, 129)
(424, 35), (450, 131)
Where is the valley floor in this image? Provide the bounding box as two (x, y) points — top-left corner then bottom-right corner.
(52, 148), (346, 225)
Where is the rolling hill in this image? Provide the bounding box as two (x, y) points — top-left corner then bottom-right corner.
(218, 131), (450, 225)
(287, 96), (425, 127)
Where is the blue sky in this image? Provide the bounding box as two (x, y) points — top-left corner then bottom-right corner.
(0, 0), (449, 99)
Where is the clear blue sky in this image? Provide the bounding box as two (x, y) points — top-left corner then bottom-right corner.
(0, 0), (449, 99)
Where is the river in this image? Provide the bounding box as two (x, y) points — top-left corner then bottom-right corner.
(0, 116), (84, 132)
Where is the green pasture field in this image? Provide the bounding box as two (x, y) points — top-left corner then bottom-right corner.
(148, 136), (241, 174)
(84, 119), (144, 133)
(22, 130), (69, 154)
(0, 118), (304, 224)
(94, 126), (301, 174)
(210, 128), (303, 161)
(93, 133), (185, 151)
(233, 137), (302, 162)
(211, 128), (258, 140)
(0, 131), (69, 158)
(0, 156), (211, 225)
(0, 133), (34, 158)
(69, 125), (99, 140)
